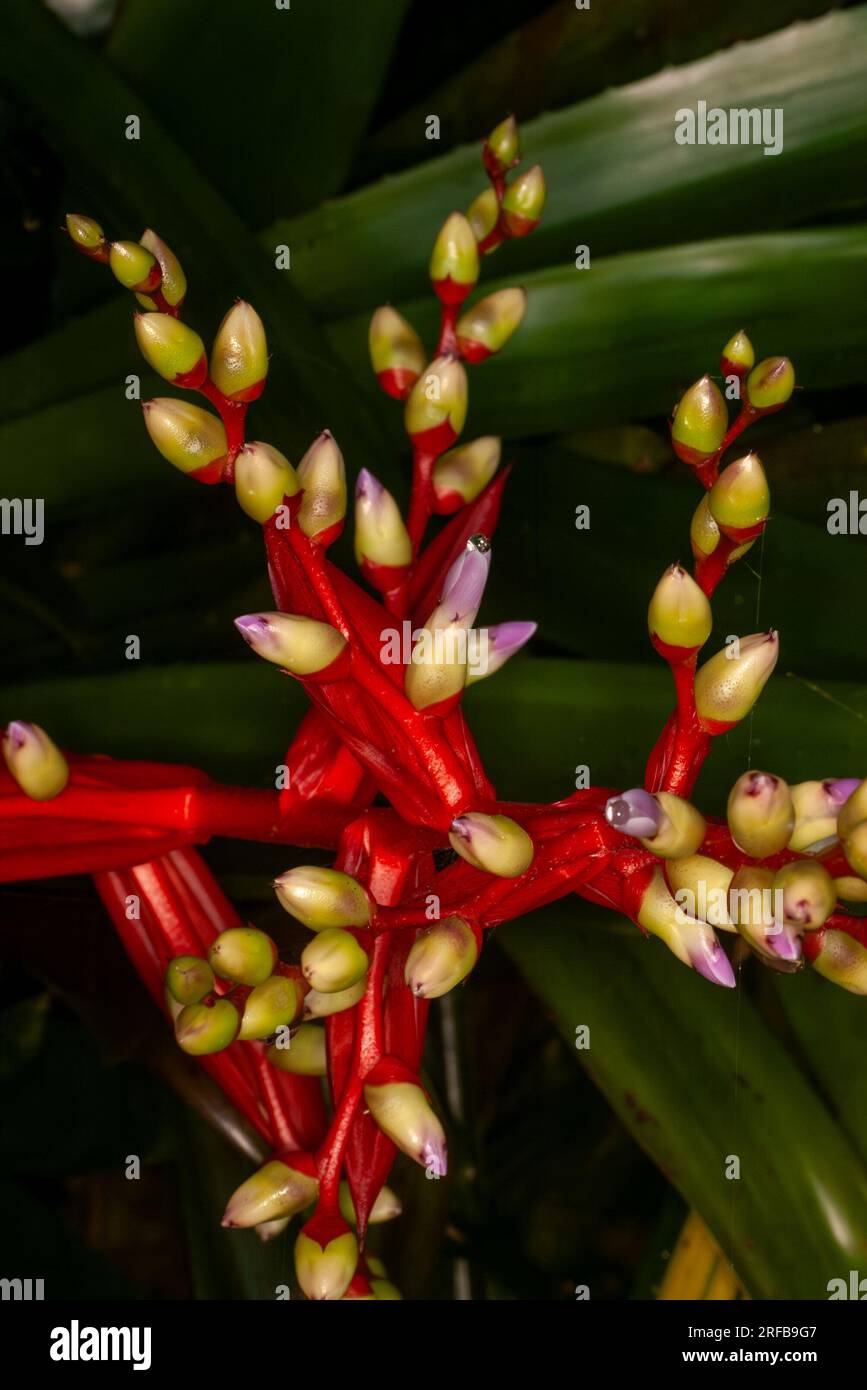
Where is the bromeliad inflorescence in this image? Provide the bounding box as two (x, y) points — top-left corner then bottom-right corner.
(3, 117), (866, 1300)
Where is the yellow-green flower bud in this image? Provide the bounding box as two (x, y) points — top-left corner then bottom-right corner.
(65, 212), (106, 255)
(234, 613), (347, 676)
(449, 812), (534, 878)
(142, 398), (228, 478)
(207, 925), (277, 986)
(363, 1071), (447, 1175)
(485, 115), (520, 174)
(773, 860), (835, 928)
(708, 453), (770, 536)
(222, 1156), (319, 1229)
(694, 631), (779, 733)
(466, 187), (500, 245)
(671, 376), (728, 465)
(429, 212), (479, 304)
(175, 997), (240, 1055)
(404, 355), (468, 450)
(456, 287), (526, 362)
(300, 928), (369, 993)
(238, 973), (304, 1040)
(665, 854), (734, 930)
(834, 876), (867, 904)
(729, 865), (801, 964)
(209, 300), (269, 402)
(745, 356), (795, 411)
(136, 228), (186, 309)
(647, 564), (712, 654)
(296, 431), (347, 543)
(266, 1025), (326, 1076)
(2, 722), (69, 801)
(273, 866), (372, 931)
(690, 494), (721, 560)
(501, 164), (546, 237)
(404, 915), (479, 997)
(720, 329), (755, 378)
(338, 1182), (402, 1228)
(727, 771), (794, 859)
(234, 441), (299, 522)
(302, 975), (368, 1019)
(639, 792), (706, 860)
(432, 436), (500, 513)
(368, 305), (426, 400)
(295, 1224), (358, 1301)
(134, 312), (207, 386)
(836, 779), (867, 840)
(109, 240), (161, 294)
(637, 867), (735, 986)
(354, 469), (412, 570)
(844, 821), (867, 880)
(808, 929), (867, 995)
(165, 955), (214, 1006)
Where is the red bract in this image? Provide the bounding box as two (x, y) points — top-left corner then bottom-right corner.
(3, 121), (866, 1299)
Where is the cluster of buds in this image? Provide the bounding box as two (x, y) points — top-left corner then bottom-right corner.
(0, 123), (857, 1302)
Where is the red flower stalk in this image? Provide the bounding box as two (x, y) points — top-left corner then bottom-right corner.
(5, 119), (864, 1299)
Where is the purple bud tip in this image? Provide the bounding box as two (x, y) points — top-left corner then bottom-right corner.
(450, 816), (472, 842)
(4, 720), (35, 751)
(422, 1138), (448, 1178)
(691, 938), (737, 989)
(766, 924), (802, 963)
(604, 788), (662, 840)
(234, 614), (273, 648)
(441, 540), (492, 619)
(489, 621), (537, 657)
(744, 772), (778, 799)
(355, 467), (381, 502)
(826, 778), (861, 807)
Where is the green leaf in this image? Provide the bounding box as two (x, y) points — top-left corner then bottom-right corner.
(106, 0), (412, 222)
(273, 9), (867, 317)
(500, 908), (867, 1298)
(364, 0), (836, 179)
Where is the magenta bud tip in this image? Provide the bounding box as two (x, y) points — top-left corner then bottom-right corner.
(692, 940), (737, 988)
(422, 1139), (448, 1178)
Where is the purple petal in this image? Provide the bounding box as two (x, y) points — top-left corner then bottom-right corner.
(691, 937), (736, 988)
(604, 788), (663, 839)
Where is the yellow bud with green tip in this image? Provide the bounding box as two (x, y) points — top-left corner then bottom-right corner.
(694, 631), (779, 733)
(175, 997), (240, 1055)
(295, 1225), (358, 1301)
(456, 287), (526, 362)
(501, 164), (546, 236)
(368, 305), (426, 399)
(708, 453), (770, 534)
(209, 300), (269, 402)
(647, 564), (712, 653)
(690, 494), (720, 560)
(143, 398), (228, 477)
(671, 375), (727, 464)
(234, 441), (299, 522)
(485, 115), (520, 173)
(466, 187), (499, 244)
(273, 866), (372, 931)
(66, 212), (106, 253)
(720, 329), (755, 377)
(404, 355), (468, 449)
(745, 356), (795, 411)
(297, 431), (347, 543)
(303, 976), (368, 1019)
(165, 955), (214, 1005)
(135, 312), (207, 386)
(136, 228), (186, 309)
(433, 436), (500, 513)
(2, 722), (69, 801)
(238, 973), (304, 1040)
(207, 925), (277, 986)
(109, 240), (161, 293)
(429, 212), (479, 304)
(300, 928), (369, 993)
(223, 1157), (319, 1229)
(266, 1025), (326, 1077)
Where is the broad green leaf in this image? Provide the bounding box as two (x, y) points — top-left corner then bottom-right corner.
(106, 0), (412, 222)
(0, 0), (385, 467)
(500, 908), (867, 1298)
(273, 9), (867, 317)
(364, 0), (835, 179)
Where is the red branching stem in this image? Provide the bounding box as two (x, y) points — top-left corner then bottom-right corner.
(694, 403), (758, 489)
(198, 375), (248, 473)
(436, 305), (458, 356)
(406, 448), (436, 555)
